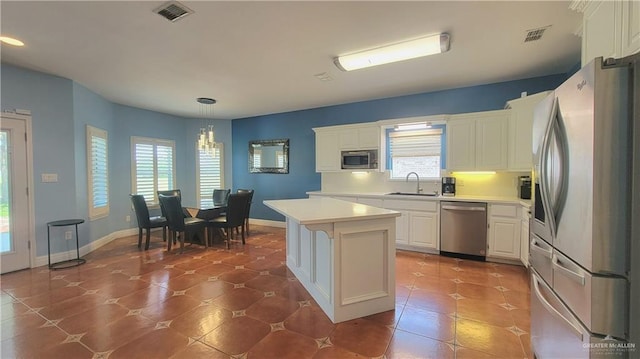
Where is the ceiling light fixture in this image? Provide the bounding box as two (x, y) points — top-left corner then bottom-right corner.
(334, 33), (450, 72)
(197, 97), (218, 156)
(0, 36), (25, 47)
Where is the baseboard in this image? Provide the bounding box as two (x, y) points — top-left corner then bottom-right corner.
(249, 218), (286, 228)
(35, 228), (138, 267)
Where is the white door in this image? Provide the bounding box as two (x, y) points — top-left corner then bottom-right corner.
(1, 116), (31, 273)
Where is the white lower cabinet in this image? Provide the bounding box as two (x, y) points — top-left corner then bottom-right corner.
(384, 199), (439, 252)
(520, 210), (530, 267)
(487, 204), (521, 260)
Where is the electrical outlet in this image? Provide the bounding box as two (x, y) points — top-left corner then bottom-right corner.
(65, 231), (73, 240)
(125, 215), (131, 222)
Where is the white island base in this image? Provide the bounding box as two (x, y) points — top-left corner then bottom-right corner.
(264, 198), (399, 323)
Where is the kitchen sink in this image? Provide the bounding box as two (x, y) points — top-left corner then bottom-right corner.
(385, 192), (439, 197)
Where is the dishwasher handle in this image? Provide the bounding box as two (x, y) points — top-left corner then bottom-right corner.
(441, 205), (486, 211)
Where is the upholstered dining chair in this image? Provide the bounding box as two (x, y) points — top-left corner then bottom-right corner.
(213, 189), (231, 207)
(158, 194), (207, 253)
(208, 193), (250, 249)
(236, 188), (254, 235)
(129, 194), (167, 250)
(157, 189), (191, 218)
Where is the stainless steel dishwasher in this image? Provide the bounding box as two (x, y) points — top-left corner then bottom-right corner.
(440, 201), (487, 260)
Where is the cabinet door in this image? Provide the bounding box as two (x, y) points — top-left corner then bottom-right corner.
(446, 118), (476, 171)
(395, 211), (409, 245)
(339, 129), (358, 150)
(476, 115), (508, 171)
(507, 92), (550, 171)
(409, 211), (439, 249)
(357, 126), (380, 149)
(520, 217), (530, 266)
(621, 0), (640, 57)
(315, 131), (340, 172)
(488, 218), (521, 259)
(582, 0), (621, 66)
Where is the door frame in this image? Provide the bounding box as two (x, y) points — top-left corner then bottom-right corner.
(1, 112), (36, 270)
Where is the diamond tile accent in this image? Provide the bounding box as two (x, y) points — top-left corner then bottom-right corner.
(164, 265), (175, 269)
(489, 272), (504, 278)
(173, 290), (186, 296)
(92, 351), (114, 359)
(500, 303), (518, 311)
(127, 309), (142, 316)
(83, 289), (98, 295)
(449, 293), (465, 300)
(235, 265), (245, 269)
(208, 276), (219, 281)
(94, 264), (107, 268)
(451, 267), (463, 272)
(129, 255), (140, 259)
(451, 278), (464, 284)
(62, 333), (85, 343)
(260, 271), (270, 276)
(129, 275), (141, 280)
(185, 270), (196, 275)
(264, 291), (275, 297)
(507, 325), (528, 336)
(212, 260), (222, 264)
(52, 275), (66, 280)
(494, 285), (510, 292)
(417, 261), (428, 266)
(143, 260), (156, 264)
(200, 299), (213, 306)
(413, 272), (425, 277)
(155, 320), (172, 330)
(287, 277), (297, 282)
(41, 319), (62, 327)
(26, 307), (43, 314)
(404, 285), (418, 290)
(257, 256), (265, 260)
(270, 322), (285, 332)
(105, 298), (119, 304)
(111, 269), (124, 274)
(192, 256), (203, 259)
(231, 353), (248, 359)
(315, 337), (333, 349)
(233, 283), (245, 289)
(298, 300), (311, 308)
(232, 310), (246, 318)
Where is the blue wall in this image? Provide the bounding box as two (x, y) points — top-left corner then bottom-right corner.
(233, 74), (568, 221)
(1, 64), (232, 258)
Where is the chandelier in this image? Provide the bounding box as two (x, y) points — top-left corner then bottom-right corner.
(197, 97), (218, 156)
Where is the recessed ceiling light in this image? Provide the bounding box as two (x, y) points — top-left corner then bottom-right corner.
(0, 36), (25, 47)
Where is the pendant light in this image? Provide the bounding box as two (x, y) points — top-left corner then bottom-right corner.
(197, 97), (218, 156)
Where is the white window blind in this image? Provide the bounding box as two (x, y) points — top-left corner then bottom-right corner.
(197, 144), (224, 208)
(131, 136), (175, 205)
(86, 125), (109, 220)
(389, 128), (442, 179)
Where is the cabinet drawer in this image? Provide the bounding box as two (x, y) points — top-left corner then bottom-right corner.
(384, 199), (437, 212)
(490, 204), (518, 217)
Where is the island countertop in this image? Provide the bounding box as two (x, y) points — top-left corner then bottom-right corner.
(264, 197), (400, 225)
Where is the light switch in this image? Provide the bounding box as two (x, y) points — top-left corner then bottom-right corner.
(41, 173), (58, 183)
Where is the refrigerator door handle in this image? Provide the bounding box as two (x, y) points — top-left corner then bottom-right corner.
(530, 237), (552, 259)
(552, 254), (586, 286)
(539, 97), (558, 238)
(532, 273), (584, 340)
(551, 104), (569, 229)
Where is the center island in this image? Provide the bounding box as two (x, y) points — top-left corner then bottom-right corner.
(263, 197), (400, 323)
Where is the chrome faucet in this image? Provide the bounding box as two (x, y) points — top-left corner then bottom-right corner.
(405, 172), (422, 193)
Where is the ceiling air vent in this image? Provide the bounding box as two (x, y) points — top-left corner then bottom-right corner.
(154, 1), (193, 22)
(524, 26), (551, 43)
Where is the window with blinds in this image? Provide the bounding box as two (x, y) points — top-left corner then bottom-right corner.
(131, 136), (175, 205)
(197, 144), (224, 208)
(86, 125), (109, 220)
(389, 128), (443, 179)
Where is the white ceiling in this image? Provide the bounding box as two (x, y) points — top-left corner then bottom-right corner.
(1, 1), (582, 120)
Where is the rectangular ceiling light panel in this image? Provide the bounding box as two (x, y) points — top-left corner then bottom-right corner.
(335, 33), (450, 71)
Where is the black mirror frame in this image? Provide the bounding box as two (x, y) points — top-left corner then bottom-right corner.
(248, 139), (289, 174)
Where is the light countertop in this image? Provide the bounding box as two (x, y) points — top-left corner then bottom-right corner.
(307, 191), (532, 208)
(264, 197), (401, 225)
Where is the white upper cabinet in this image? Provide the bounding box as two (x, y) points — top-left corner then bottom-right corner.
(580, 0), (639, 66)
(505, 91), (552, 172)
(314, 129), (340, 172)
(447, 110), (510, 171)
(339, 125), (380, 150)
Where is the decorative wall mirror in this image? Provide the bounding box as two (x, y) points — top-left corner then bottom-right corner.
(249, 139), (289, 174)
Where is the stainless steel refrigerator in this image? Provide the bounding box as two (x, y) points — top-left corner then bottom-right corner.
(530, 53), (640, 358)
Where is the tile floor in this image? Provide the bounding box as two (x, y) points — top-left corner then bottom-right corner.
(1, 226), (531, 358)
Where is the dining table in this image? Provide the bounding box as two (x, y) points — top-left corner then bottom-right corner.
(184, 205), (228, 245)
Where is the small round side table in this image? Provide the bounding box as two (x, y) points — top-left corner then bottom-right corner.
(47, 219), (86, 270)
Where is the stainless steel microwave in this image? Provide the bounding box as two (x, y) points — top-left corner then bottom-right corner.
(341, 150), (378, 169)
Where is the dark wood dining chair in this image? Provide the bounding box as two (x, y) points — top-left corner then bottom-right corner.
(208, 193), (250, 249)
(236, 188), (254, 235)
(213, 189), (231, 207)
(129, 194), (167, 250)
(157, 189), (191, 218)
(158, 194), (207, 253)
